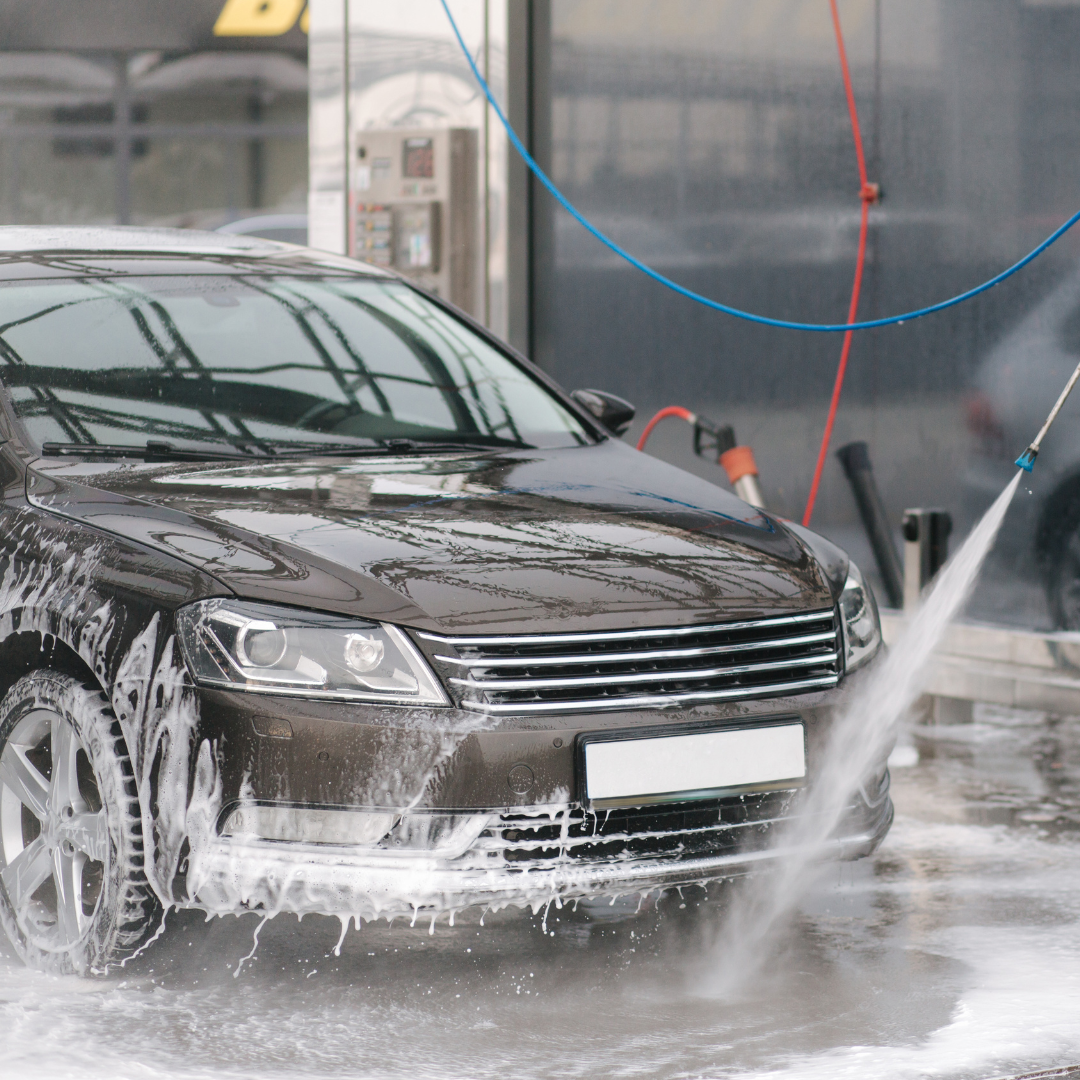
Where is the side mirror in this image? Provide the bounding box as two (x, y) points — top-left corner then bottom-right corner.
(570, 389), (636, 436)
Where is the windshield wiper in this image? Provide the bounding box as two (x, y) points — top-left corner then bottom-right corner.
(41, 440), (256, 462)
(40, 437), (528, 463)
(254, 438), (526, 458)
(378, 437), (527, 453)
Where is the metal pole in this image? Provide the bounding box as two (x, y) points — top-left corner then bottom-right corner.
(247, 94), (264, 210)
(342, 0), (351, 256)
(675, 95), (688, 223)
(114, 53), (131, 225)
(483, 0), (491, 327)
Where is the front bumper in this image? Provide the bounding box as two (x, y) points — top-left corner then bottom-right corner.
(188, 783), (894, 921)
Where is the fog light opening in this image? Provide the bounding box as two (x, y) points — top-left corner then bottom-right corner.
(223, 805), (398, 846)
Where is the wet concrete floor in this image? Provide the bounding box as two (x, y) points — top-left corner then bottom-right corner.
(6, 703), (1080, 1080)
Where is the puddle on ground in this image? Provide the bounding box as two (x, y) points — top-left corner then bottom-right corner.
(6, 703), (1080, 1080)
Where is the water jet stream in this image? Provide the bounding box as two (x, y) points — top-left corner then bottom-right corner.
(705, 470), (1024, 995)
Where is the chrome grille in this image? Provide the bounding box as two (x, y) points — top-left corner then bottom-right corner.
(420, 609), (841, 714)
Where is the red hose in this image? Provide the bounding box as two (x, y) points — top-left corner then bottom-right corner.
(802, 0), (878, 527)
(636, 406), (695, 451)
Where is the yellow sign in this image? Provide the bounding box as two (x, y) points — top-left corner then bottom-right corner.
(214, 0), (307, 37)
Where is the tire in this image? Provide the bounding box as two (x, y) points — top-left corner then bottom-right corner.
(0, 670), (161, 974)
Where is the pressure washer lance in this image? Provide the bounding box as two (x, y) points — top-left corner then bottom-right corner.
(694, 415), (766, 509)
(1016, 357), (1080, 470)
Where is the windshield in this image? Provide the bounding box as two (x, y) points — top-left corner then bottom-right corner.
(0, 270), (591, 453)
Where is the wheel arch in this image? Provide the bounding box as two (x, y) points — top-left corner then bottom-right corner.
(0, 601), (217, 911)
(0, 510), (230, 909)
(0, 609), (220, 909)
(0, 629), (102, 707)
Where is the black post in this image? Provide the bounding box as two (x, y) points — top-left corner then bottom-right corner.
(836, 441), (904, 608)
(901, 508), (953, 610)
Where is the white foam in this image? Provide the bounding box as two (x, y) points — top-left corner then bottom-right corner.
(0, 512), (222, 909)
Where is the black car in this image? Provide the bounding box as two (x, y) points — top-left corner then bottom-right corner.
(0, 227), (890, 973)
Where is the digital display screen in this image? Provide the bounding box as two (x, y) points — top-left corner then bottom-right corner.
(402, 137), (434, 179)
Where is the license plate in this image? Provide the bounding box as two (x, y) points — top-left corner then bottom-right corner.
(583, 722), (806, 808)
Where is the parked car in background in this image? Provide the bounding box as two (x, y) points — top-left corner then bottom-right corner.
(217, 213), (308, 245)
(964, 263), (1080, 627)
(0, 227), (889, 974)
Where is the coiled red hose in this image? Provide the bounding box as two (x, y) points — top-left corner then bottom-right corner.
(802, 0), (879, 527)
(641, 3), (875, 522)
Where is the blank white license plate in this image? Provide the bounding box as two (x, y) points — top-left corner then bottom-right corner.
(584, 722), (805, 808)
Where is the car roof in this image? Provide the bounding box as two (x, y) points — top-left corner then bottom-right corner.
(0, 225), (390, 276)
(0, 224), (288, 255)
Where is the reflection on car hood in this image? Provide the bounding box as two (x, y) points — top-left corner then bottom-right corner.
(28, 441), (834, 633)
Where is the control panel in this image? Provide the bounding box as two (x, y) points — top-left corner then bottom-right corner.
(351, 127), (478, 315)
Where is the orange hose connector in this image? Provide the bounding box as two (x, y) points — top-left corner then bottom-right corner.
(719, 445), (758, 485)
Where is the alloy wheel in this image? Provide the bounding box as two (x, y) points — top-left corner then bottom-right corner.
(0, 708), (109, 953)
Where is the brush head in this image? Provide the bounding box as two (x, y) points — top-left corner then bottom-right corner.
(1016, 446), (1039, 472)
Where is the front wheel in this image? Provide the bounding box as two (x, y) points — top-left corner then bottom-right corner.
(0, 670), (161, 973)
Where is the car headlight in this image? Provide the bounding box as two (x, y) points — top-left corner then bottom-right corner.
(839, 562), (882, 673)
(175, 599), (448, 705)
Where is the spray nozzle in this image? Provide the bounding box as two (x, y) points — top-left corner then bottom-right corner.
(692, 415), (736, 461)
(1015, 446), (1039, 472)
(1017, 357), (1080, 473)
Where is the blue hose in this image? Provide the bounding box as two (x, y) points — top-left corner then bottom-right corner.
(441, 0), (1080, 334)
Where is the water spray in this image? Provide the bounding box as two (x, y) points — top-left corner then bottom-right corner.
(1016, 357), (1080, 470)
(705, 358), (1080, 991)
(702, 469), (1024, 997)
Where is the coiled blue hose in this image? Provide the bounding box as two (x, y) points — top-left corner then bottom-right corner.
(441, 0), (1080, 333)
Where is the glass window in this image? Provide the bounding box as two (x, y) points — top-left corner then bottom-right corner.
(0, 269), (590, 451)
(545, 0), (1080, 629)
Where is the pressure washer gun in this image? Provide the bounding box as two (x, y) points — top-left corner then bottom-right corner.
(636, 406), (766, 508)
(693, 415), (766, 509)
(1016, 358), (1080, 471)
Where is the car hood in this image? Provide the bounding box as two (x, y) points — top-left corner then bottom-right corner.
(28, 441), (836, 634)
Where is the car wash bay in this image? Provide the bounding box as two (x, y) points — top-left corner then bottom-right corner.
(8, 1), (1080, 1078)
